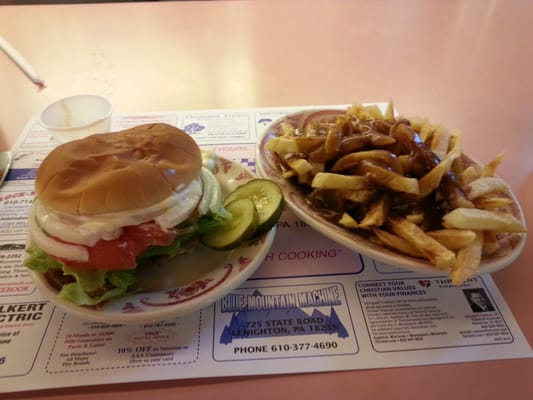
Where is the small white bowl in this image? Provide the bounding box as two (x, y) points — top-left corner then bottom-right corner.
(39, 94), (112, 142)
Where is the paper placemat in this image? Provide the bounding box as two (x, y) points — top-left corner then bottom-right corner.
(1, 105), (531, 393)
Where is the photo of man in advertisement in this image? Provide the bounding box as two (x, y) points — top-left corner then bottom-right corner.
(463, 288), (495, 313)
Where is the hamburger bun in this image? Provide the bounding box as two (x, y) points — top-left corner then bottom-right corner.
(36, 123), (202, 216)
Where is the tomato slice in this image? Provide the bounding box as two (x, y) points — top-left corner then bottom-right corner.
(52, 222), (176, 270)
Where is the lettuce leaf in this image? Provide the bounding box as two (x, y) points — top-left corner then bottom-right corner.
(136, 211), (228, 265)
(24, 244), (136, 306)
(197, 210), (230, 233)
(24, 211), (227, 306)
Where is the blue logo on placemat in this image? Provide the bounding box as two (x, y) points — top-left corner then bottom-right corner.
(219, 289), (349, 344)
(183, 122), (205, 134)
(6, 168), (38, 181)
(257, 118), (272, 125)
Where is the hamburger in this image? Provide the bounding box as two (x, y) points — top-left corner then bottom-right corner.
(24, 123), (227, 306)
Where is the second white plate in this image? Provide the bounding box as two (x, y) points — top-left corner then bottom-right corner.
(255, 109), (527, 277)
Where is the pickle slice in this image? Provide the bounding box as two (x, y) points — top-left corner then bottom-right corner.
(201, 198), (258, 250)
(224, 179), (284, 236)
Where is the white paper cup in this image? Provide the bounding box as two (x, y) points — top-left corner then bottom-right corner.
(39, 94), (113, 143)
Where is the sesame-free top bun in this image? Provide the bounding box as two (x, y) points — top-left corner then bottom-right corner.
(35, 123), (202, 216)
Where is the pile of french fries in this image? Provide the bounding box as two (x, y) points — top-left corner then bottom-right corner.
(266, 103), (526, 284)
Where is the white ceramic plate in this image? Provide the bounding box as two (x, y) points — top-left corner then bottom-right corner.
(31, 157), (276, 324)
(256, 109), (527, 276)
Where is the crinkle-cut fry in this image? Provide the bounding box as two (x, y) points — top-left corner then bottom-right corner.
(474, 196), (514, 210)
(451, 231), (484, 285)
(387, 216), (456, 269)
(482, 151), (505, 177)
(426, 229), (476, 250)
(311, 172), (370, 190)
(373, 228), (424, 258)
(464, 176), (510, 200)
(359, 193), (390, 229)
(442, 208), (526, 233)
(358, 160), (420, 195)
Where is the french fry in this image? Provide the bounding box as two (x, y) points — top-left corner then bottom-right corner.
(265, 136), (325, 154)
(358, 193), (390, 229)
(482, 231), (501, 256)
(447, 130), (463, 158)
(281, 169), (296, 179)
(341, 189), (375, 204)
(325, 125), (341, 156)
(418, 156), (453, 198)
(338, 213), (359, 229)
(286, 157), (313, 176)
(426, 229), (476, 250)
(440, 175), (476, 209)
(384, 101), (395, 120)
(461, 165), (483, 185)
(280, 121), (296, 137)
(430, 125), (451, 160)
(265, 137), (299, 153)
(358, 160), (420, 195)
(387, 217), (456, 269)
(266, 102), (526, 283)
(418, 122), (434, 143)
(451, 231), (484, 285)
(311, 172), (369, 190)
(482, 152), (505, 177)
(347, 103), (382, 121)
(331, 150), (403, 174)
(407, 116), (429, 133)
(474, 196), (513, 210)
(373, 228), (423, 258)
(442, 208), (526, 232)
(405, 212), (424, 225)
(465, 176), (510, 200)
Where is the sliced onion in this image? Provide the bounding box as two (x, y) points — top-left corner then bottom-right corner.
(28, 206), (89, 262)
(154, 178), (203, 228)
(198, 167), (222, 215)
